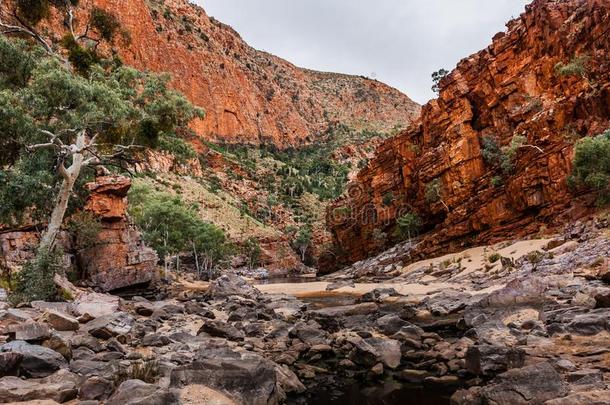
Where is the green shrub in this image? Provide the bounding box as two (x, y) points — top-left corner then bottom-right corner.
(0, 38), (37, 89)
(128, 185), (232, 271)
(61, 35), (100, 76)
(491, 176), (503, 188)
(481, 136), (503, 167)
(394, 211), (422, 241)
(480, 134), (526, 175)
(10, 248), (64, 304)
(488, 252), (502, 263)
(570, 130), (610, 205)
(89, 7), (121, 41)
(16, 0), (50, 24)
(243, 237), (261, 269)
(382, 192), (394, 207)
(555, 55), (589, 78)
(425, 179), (443, 203)
(67, 211), (101, 250)
(157, 133), (197, 163)
(526, 251), (544, 264)
(431, 68), (449, 94)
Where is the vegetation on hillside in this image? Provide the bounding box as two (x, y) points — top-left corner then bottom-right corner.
(128, 183), (233, 276)
(0, 1), (202, 300)
(569, 130), (610, 205)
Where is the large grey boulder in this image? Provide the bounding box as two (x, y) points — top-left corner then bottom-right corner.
(465, 344), (526, 376)
(84, 312), (134, 339)
(0, 369), (79, 403)
(480, 362), (568, 404)
(170, 348), (282, 405)
(205, 274), (262, 301)
(0, 341), (67, 378)
(197, 320), (245, 341)
(106, 380), (178, 405)
(350, 337), (402, 369)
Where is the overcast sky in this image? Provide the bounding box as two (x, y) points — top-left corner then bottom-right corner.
(200, 1), (531, 104)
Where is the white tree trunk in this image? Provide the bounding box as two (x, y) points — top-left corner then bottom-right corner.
(39, 131), (86, 251)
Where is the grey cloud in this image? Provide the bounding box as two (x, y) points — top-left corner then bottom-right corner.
(199, 0), (531, 103)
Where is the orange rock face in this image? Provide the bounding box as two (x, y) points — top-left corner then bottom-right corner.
(80, 176), (158, 291)
(327, 0), (610, 269)
(7, 0), (420, 147)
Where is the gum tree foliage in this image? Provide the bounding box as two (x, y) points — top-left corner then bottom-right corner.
(293, 226), (312, 262)
(555, 55), (589, 79)
(480, 134), (544, 177)
(431, 68), (449, 94)
(0, 35), (202, 253)
(243, 237), (262, 270)
(394, 211), (422, 243)
(569, 130), (610, 205)
(128, 184), (233, 276)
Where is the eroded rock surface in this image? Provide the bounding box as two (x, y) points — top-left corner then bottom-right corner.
(328, 0), (610, 268)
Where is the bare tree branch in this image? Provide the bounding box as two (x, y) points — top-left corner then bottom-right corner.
(520, 144), (545, 154)
(0, 8), (54, 54)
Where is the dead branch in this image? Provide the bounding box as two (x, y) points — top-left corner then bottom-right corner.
(520, 144), (545, 154)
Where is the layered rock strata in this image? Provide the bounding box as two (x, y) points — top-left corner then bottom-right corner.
(327, 0), (610, 268)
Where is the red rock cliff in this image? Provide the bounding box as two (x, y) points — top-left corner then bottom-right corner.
(327, 0), (610, 268)
(0, 0), (420, 147)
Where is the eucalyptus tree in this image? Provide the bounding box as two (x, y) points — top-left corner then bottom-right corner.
(0, 36), (203, 249)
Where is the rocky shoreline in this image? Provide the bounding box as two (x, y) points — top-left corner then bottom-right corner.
(1, 218), (610, 404)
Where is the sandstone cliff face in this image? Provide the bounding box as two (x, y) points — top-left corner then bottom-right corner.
(0, 176), (157, 292)
(327, 0), (610, 268)
(79, 176), (158, 291)
(16, 0), (419, 147)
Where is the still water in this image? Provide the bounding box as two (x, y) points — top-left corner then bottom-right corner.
(293, 381), (451, 405)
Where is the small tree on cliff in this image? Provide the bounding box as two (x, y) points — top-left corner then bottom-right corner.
(0, 36), (202, 254)
(425, 178), (449, 212)
(394, 212), (422, 244)
(431, 68), (449, 94)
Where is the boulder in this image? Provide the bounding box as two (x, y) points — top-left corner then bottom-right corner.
(170, 349), (281, 405)
(0, 341), (67, 378)
(359, 288), (400, 303)
(376, 314), (410, 335)
(197, 320), (245, 341)
(72, 292), (120, 319)
(84, 312), (134, 340)
(0, 369), (78, 403)
(567, 312), (609, 335)
(205, 274), (262, 301)
(79, 376), (114, 401)
(42, 334), (72, 360)
(480, 362), (568, 404)
(288, 322), (327, 345)
(69, 360), (119, 380)
(8, 323), (51, 341)
(425, 290), (473, 316)
(309, 302), (378, 318)
(0, 352), (23, 376)
(545, 390), (610, 405)
(350, 338), (401, 369)
(46, 310), (79, 332)
(107, 379), (178, 405)
(178, 385), (239, 405)
(465, 344), (526, 376)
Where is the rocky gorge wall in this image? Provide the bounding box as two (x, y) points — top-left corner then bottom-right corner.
(0, 176), (157, 292)
(327, 0), (610, 268)
(0, 0), (420, 147)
